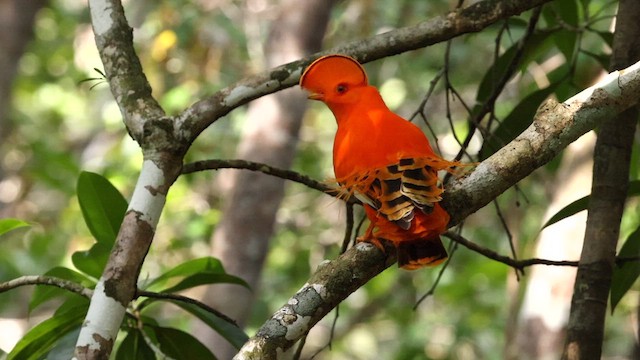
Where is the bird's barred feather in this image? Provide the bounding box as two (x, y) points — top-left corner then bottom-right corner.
(335, 156), (461, 230)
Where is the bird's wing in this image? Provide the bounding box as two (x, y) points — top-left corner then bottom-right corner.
(336, 156), (460, 230)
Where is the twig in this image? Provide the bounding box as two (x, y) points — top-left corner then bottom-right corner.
(236, 56), (640, 359)
(341, 203), (355, 254)
(0, 275), (240, 329)
(443, 231), (579, 270)
(492, 199), (523, 279)
(292, 333), (308, 360)
(0, 275), (93, 298)
(182, 159), (361, 205)
(451, 6), (544, 164)
(309, 305), (341, 359)
(414, 241), (458, 309)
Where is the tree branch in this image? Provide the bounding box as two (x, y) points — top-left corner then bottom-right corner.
(0, 276), (240, 329)
(88, 0), (164, 143)
(78, 1), (184, 358)
(234, 59), (640, 359)
(77, 0), (627, 358)
(0, 275), (93, 299)
(182, 159), (334, 195)
(443, 59), (640, 226)
(182, 158), (362, 206)
(444, 231), (579, 270)
(176, 0), (556, 143)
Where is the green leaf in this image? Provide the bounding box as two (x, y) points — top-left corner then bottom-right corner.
(0, 218), (30, 237)
(116, 329), (156, 360)
(8, 302), (87, 360)
(77, 171), (128, 245)
(163, 273), (250, 294)
(591, 29), (614, 48)
(480, 84), (557, 159)
(541, 196), (588, 230)
(72, 241), (112, 279)
(167, 300), (249, 350)
(476, 32), (553, 103)
(611, 226), (640, 313)
(143, 257), (250, 292)
(149, 326), (217, 360)
(30, 267), (95, 313)
(544, 0), (579, 61)
(542, 180), (640, 229)
(54, 295), (90, 316)
(581, 49), (611, 70)
(45, 327), (81, 360)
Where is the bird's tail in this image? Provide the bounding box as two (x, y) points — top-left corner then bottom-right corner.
(396, 235), (447, 270)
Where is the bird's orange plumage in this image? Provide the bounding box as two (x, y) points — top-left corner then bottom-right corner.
(300, 54), (460, 270)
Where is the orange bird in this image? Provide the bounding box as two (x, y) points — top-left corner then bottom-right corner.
(300, 54), (462, 270)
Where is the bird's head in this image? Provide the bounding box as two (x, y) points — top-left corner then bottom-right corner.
(299, 54), (368, 106)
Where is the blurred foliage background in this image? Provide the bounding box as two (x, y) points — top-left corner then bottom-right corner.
(0, 0), (639, 359)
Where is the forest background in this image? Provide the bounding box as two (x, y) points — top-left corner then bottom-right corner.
(0, 0), (639, 359)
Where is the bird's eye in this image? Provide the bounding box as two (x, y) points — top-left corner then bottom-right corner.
(336, 83), (348, 94)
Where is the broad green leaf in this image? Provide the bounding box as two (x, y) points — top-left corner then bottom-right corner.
(541, 196), (588, 230)
(8, 302), (87, 360)
(143, 257), (249, 292)
(30, 266), (95, 313)
(167, 300), (249, 350)
(611, 226), (640, 313)
(45, 327), (81, 360)
(581, 49), (610, 70)
(163, 273), (250, 294)
(115, 329), (156, 360)
(77, 171), (128, 245)
(54, 295), (90, 316)
(72, 241), (112, 279)
(543, 0), (579, 62)
(149, 326), (217, 360)
(0, 218), (30, 237)
(590, 29), (614, 48)
(476, 32), (553, 103)
(542, 180), (640, 229)
(480, 84), (557, 159)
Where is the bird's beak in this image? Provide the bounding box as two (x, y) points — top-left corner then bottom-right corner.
(307, 92), (324, 101)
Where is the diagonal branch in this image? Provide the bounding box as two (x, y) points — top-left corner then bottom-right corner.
(443, 60), (640, 226)
(182, 159), (362, 206)
(182, 159), (334, 195)
(444, 231), (579, 270)
(176, 0), (556, 142)
(234, 59), (640, 359)
(0, 275), (93, 299)
(0, 276), (240, 330)
(88, 0), (164, 142)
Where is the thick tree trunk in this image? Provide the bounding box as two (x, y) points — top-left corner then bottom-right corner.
(562, 1), (640, 358)
(197, 1), (334, 358)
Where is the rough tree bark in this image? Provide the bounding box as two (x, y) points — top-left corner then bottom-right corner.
(198, 0), (334, 358)
(562, 1), (640, 358)
(75, 1), (181, 358)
